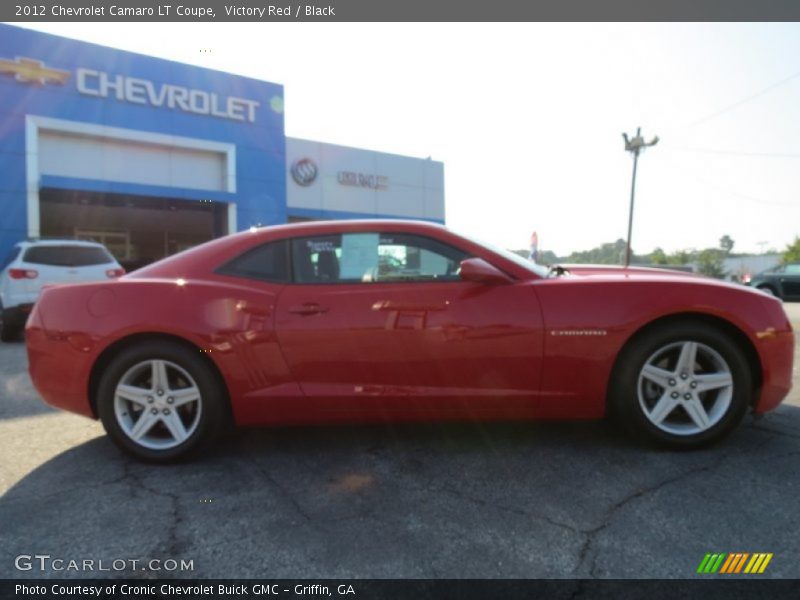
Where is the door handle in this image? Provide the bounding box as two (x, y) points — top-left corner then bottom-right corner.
(288, 303), (328, 316)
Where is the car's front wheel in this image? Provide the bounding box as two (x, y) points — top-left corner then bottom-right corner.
(97, 341), (227, 462)
(610, 322), (751, 448)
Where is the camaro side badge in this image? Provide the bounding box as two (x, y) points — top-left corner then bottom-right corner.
(550, 329), (608, 336)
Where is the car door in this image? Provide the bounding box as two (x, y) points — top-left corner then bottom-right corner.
(274, 230), (545, 420)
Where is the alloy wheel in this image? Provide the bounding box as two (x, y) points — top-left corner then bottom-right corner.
(637, 340), (733, 436)
(113, 359), (203, 450)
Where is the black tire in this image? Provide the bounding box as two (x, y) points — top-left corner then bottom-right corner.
(0, 307), (22, 343)
(97, 341), (227, 463)
(609, 321), (752, 449)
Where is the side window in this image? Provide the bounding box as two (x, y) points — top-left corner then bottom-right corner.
(376, 233), (468, 282)
(291, 235), (345, 283)
(217, 240), (289, 283)
(290, 233), (469, 284)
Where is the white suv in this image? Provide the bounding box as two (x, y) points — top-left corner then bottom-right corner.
(0, 239), (124, 342)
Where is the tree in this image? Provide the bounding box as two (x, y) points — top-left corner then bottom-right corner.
(649, 247), (668, 265)
(537, 250), (559, 265)
(566, 239), (631, 265)
(668, 249), (694, 265)
(719, 234), (735, 255)
(696, 248), (726, 279)
(782, 236), (800, 264)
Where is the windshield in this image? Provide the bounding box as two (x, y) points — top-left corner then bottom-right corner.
(456, 232), (551, 279)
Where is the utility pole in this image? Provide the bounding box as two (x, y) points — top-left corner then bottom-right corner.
(622, 127), (659, 267)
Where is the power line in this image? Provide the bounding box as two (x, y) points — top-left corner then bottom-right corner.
(671, 147), (800, 159)
(660, 158), (799, 207)
(683, 67), (800, 129)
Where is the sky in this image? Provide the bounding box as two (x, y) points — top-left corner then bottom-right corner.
(15, 22), (800, 257)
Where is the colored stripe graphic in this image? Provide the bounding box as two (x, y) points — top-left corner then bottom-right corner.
(720, 553), (737, 574)
(697, 553), (726, 573)
(697, 554), (713, 573)
(701, 553), (774, 575)
(758, 553), (773, 573)
(734, 553), (749, 573)
(745, 554), (761, 573)
(710, 553), (725, 573)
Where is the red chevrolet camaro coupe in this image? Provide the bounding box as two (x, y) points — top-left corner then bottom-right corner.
(26, 220), (794, 462)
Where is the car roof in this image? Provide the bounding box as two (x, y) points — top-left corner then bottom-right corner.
(17, 239), (108, 248)
(129, 218), (533, 280)
(248, 219), (446, 234)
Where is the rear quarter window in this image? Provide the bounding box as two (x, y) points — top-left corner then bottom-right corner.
(216, 240), (290, 283)
(23, 245), (114, 267)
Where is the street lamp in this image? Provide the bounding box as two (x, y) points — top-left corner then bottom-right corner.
(622, 127), (659, 267)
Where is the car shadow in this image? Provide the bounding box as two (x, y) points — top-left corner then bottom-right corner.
(2, 406), (800, 578)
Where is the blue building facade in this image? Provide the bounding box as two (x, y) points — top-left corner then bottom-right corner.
(0, 24), (286, 268)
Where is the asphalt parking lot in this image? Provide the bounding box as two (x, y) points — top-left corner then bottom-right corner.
(1, 305), (799, 580)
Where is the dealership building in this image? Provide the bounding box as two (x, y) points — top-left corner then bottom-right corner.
(0, 25), (444, 269)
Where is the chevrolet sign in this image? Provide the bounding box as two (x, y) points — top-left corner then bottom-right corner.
(0, 57), (70, 85)
(77, 69), (260, 123)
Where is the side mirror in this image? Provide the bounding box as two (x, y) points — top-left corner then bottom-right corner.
(459, 257), (513, 285)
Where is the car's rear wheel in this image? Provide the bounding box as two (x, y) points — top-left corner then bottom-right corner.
(610, 321), (751, 448)
(97, 341), (226, 462)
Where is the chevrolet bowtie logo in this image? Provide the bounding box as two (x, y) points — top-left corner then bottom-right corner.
(0, 56), (70, 85)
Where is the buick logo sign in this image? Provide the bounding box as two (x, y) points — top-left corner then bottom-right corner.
(291, 158), (318, 186)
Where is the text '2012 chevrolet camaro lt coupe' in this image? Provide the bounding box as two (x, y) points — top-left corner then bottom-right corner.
(26, 220), (794, 462)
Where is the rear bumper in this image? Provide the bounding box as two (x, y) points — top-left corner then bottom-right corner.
(26, 319), (96, 419)
(2, 290), (39, 308)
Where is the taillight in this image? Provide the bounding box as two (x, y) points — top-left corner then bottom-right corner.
(8, 268), (38, 279)
(106, 268), (125, 278)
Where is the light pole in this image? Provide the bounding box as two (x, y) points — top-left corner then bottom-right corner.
(622, 127), (659, 267)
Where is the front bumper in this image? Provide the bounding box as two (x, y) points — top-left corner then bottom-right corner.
(754, 328), (794, 414)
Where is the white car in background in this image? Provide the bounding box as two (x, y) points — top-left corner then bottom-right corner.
(0, 239), (124, 342)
